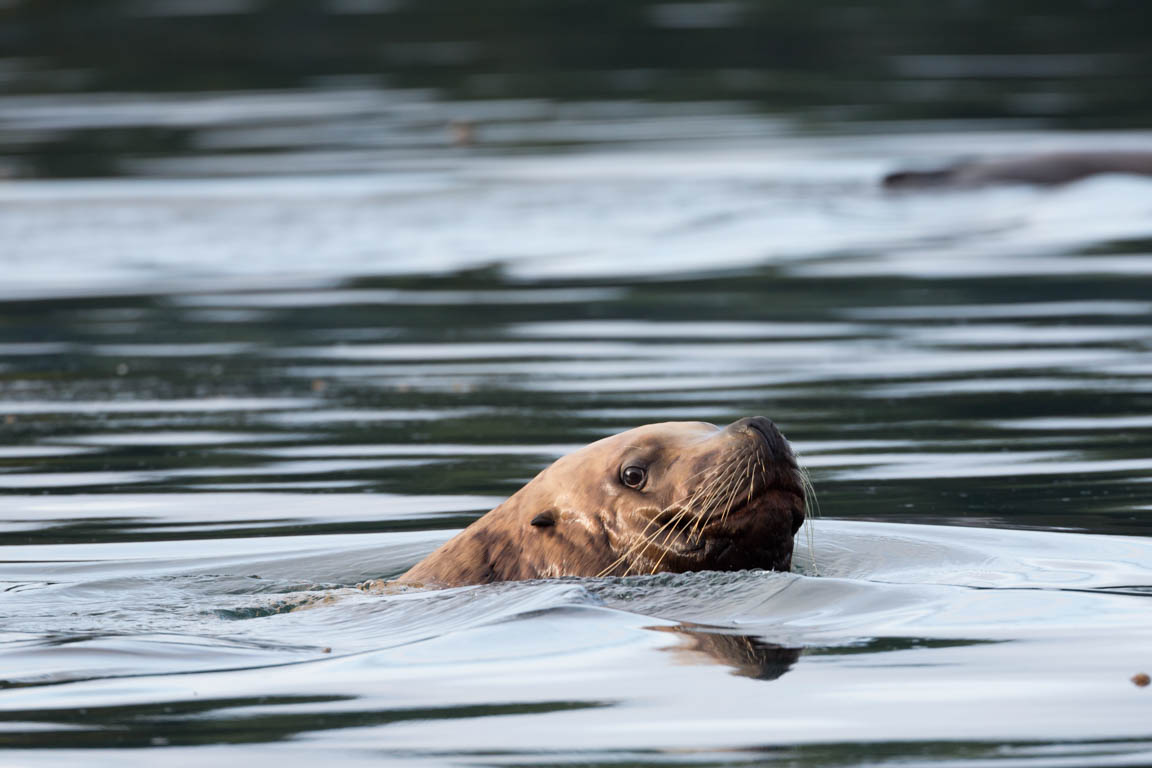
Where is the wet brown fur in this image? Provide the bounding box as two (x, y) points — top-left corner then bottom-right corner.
(396, 418), (806, 588)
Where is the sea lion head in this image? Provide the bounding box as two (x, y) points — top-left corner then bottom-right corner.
(397, 417), (807, 587)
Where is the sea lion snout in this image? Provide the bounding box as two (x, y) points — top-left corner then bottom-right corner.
(727, 416), (793, 465)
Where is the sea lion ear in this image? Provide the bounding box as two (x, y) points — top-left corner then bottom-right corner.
(530, 510), (557, 528)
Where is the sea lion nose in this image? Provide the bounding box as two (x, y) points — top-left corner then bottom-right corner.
(728, 416), (789, 461)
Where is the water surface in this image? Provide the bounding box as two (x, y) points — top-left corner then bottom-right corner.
(4, 140), (1152, 765)
(3, 21), (1152, 761)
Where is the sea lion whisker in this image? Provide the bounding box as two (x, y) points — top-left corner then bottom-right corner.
(713, 457), (745, 518)
(647, 506), (697, 575)
(684, 474), (730, 544)
(799, 466), (820, 519)
(679, 465), (731, 517)
(682, 463), (726, 485)
(687, 459), (733, 540)
(721, 457), (752, 526)
(598, 502), (694, 578)
(690, 456), (741, 541)
(662, 466), (725, 545)
(680, 471), (722, 541)
(708, 457), (743, 512)
(668, 469), (724, 527)
(745, 459), (756, 507)
(681, 468), (723, 515)
(626, 505), (696, 576)
(700, 455), (738, 512)
(795, 461), (820, 575)
(639, 507), (691, 567)
(720, 456), (752, 527)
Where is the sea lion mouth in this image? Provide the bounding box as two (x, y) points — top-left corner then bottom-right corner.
(700, 480), (804, 527)
(668, 419), (807, 553)
(647, 508), (708, 553)
(640, 476), (804, 564)
(650, 448), (805, 557)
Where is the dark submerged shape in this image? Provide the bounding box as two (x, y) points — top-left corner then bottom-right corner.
(883, 151), (1152, 190)
(657, 626), (802, 681)
(397, 417), (806, 587)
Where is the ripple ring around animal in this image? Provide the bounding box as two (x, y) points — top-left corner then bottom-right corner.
(396, 417), (808, 588)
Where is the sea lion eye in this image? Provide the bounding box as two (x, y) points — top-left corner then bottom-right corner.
(620, 465), (647, 489)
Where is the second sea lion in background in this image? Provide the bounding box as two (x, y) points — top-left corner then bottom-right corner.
(883, 151), (1152, 190)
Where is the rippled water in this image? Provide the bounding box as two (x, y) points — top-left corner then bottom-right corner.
(3, 123), (1152, 766)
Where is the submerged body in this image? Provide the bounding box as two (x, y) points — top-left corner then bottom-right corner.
(397, 416), (806, 588)
(883, 151), (1152, 189)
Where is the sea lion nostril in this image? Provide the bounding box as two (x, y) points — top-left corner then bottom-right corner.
(748, 420), (772, 442)
(730, 415), (776, 434)
(732, 416), (785, 458)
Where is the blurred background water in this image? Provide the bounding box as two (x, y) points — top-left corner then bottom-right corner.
(2, 1), (1152, 766)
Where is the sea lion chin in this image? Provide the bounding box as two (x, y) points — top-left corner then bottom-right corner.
(396, 416), (807, 588)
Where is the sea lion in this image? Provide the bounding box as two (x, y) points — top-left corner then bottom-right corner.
(882, 150), (1152, 190)
(396, 416), (807, 588)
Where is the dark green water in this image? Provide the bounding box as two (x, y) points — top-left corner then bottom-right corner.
(5, 268), (1152, 539)
(4, 0), (1152, 178)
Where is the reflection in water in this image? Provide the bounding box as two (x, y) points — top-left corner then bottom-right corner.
(0, 696), (604, 749)
(654, 625), (800, 681)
